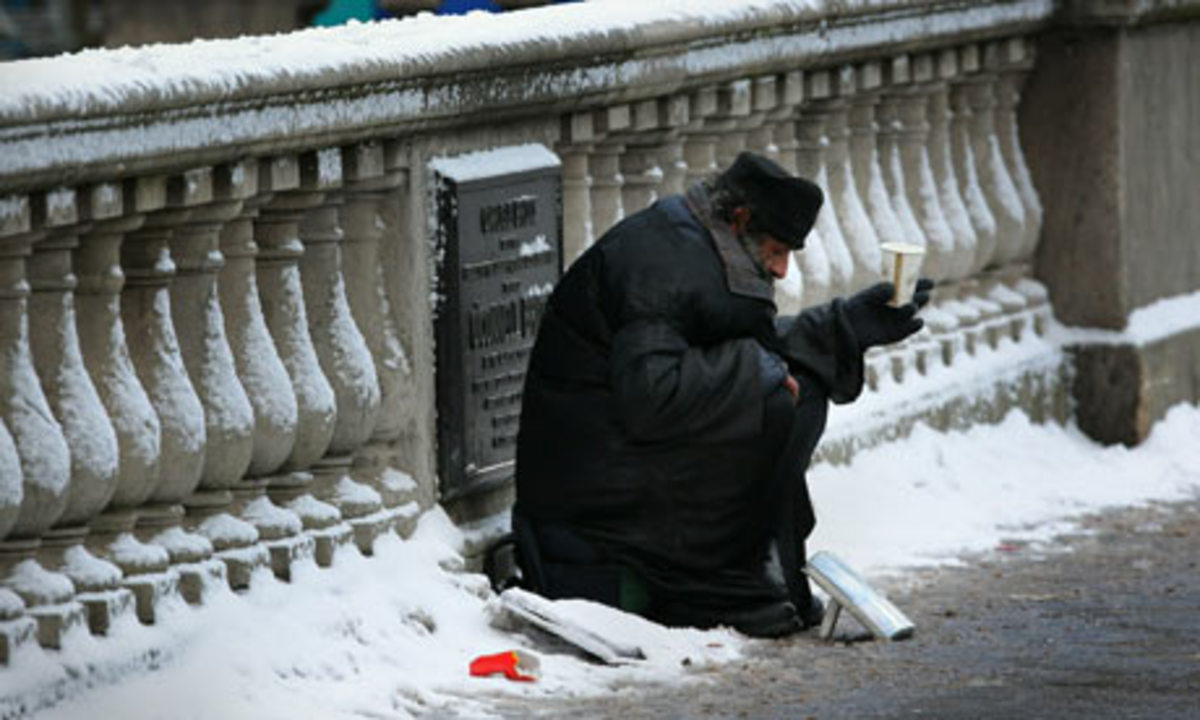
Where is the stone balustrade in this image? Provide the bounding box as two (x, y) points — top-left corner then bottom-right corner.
(7, 0), (1194, 670)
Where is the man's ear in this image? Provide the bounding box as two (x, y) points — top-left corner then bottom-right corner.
(730, 205), (751, 235)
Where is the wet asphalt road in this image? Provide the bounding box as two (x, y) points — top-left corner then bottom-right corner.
(477, 497), (1200, 719)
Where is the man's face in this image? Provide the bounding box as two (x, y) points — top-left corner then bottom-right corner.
(755, 235), (792, 280)
(729, 206), (794, 281)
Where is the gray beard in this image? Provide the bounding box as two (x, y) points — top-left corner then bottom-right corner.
(735, 230), (772, 282)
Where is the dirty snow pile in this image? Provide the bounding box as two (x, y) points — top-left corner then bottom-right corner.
(4, 402), (1199, 719)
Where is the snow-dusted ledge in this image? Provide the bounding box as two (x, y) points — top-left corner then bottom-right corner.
(0, 0), (1056, 187)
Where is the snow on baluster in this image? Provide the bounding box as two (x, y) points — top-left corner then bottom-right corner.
(297, 149), (385, 557)
(28, 198), (137, 635)
(962, 45), (1024, 274)
(342, 141), (418, 537)
(167, 165), (269, 590)
(928, 49), (978, 283)
(219, 186), (310, 581)
(0, 223), (81, 647)
(75, 205), (174, 626)
(820, 100), (875, 294)
(876, 60), (927, 256)
(895, 56), (955, 283)
(847, 69), (908, 259)
(994, 39), (1043, 265)
(950, 45), (999, 278)
(121, 205), (226, 605)
(0, 419), (19, 542)
(256, 156), (349, 568)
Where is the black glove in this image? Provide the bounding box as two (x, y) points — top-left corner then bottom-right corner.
(844, 278), (934, 350)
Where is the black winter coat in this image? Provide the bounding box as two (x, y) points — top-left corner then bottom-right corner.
(515, 186), (864, 596)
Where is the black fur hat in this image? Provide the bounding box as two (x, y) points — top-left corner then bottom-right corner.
(719, 151), (824, 249)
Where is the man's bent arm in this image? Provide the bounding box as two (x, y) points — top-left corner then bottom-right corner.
(610, 319), (763, 444)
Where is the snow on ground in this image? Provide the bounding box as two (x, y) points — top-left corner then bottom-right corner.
(6, 402), (1200, 719)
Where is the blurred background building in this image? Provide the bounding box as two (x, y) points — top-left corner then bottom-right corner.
(0, 0), (578, 59)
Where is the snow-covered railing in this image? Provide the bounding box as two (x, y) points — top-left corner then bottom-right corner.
(0, 0), (1070, 662)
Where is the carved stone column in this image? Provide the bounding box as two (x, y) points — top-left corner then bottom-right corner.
(993, 38), (1044, 270)
(557, 112), (594, 263)
(682, 86), (720, 187)
(655, 95), (692, 198)
(342, 142), (418, 540)
(712, 80), (752, 169)
(618, 99), (674, 215)
(0, 202), (83, 648)
(928, 48), (979, 284)
(968, 44), (1027, 275)
(218, 162), (311, 581)
(847, 64), (908, 258)
(806, 67), (874, 298)
(28, 188), (135, 636)
(589, 105), (629, 238)
(893, 54), (955, 283)
(165, 166), (269, 590)
(296, 149), (384, 557)
(877, 57), (928, 254)
(122, 200), (226, 605)
(75, 179), (176, 626)
(256, 156), (349, 569)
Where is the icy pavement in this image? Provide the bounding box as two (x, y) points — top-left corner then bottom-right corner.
(4, 403), (1200, 719)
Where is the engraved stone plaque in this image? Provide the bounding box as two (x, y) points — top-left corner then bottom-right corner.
(430, 145), (562, 502)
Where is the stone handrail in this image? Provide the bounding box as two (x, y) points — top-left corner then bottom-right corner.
(0, 0), (1076, 666)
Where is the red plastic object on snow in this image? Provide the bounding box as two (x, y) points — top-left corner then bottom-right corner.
(469, 650), (540, 682)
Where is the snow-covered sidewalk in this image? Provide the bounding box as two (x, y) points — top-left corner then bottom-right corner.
(6, 403), (1200, 720)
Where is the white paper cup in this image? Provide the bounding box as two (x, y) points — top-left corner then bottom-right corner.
(880, 242), (926, 307)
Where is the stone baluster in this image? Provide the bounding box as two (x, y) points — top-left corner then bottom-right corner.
(28, 188), (135, 636)
(165, 165), (270, 590)
(0, 194), (82, 649)
(256, 156), (349, 568)
(893, 54), (956, 283)
(877, 57), (929, 253)
(994, 37), (1045, 275)
(379, 140), (437, 516)
(557, 112), (594, 262)
(619, 99), (668, 215)
(75, 180), (176, 625)
(342, 141), (419, 539)
(217, 165), (312, 582)
(790, 70), (843, 307)
(847, 62), (908, 259)
(682, 86), (720, 186)
(974, 42), (1030, 276)
(767, 72), (804, 177)
(707, 81), (750, 170)
(928, 48), (979, 284)
(296, 149), (386, 557)
(960, 44), (1025, 275)
(950, 45), (999, 278)
(589, 105), (629, 237)
(0, 239), (21, 658)
(122, 190), (227, 606)
(809, 67), (872, 297)
(655, 95), (692, 198)
(746, 76), (783, 165)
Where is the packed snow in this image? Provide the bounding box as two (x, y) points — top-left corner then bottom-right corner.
(3, 400), (1198, 719)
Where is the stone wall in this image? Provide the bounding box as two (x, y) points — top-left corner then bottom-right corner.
(1024, 5), (1200, 444)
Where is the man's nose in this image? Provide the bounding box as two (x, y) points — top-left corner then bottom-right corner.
(769, 255), (788, 279)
